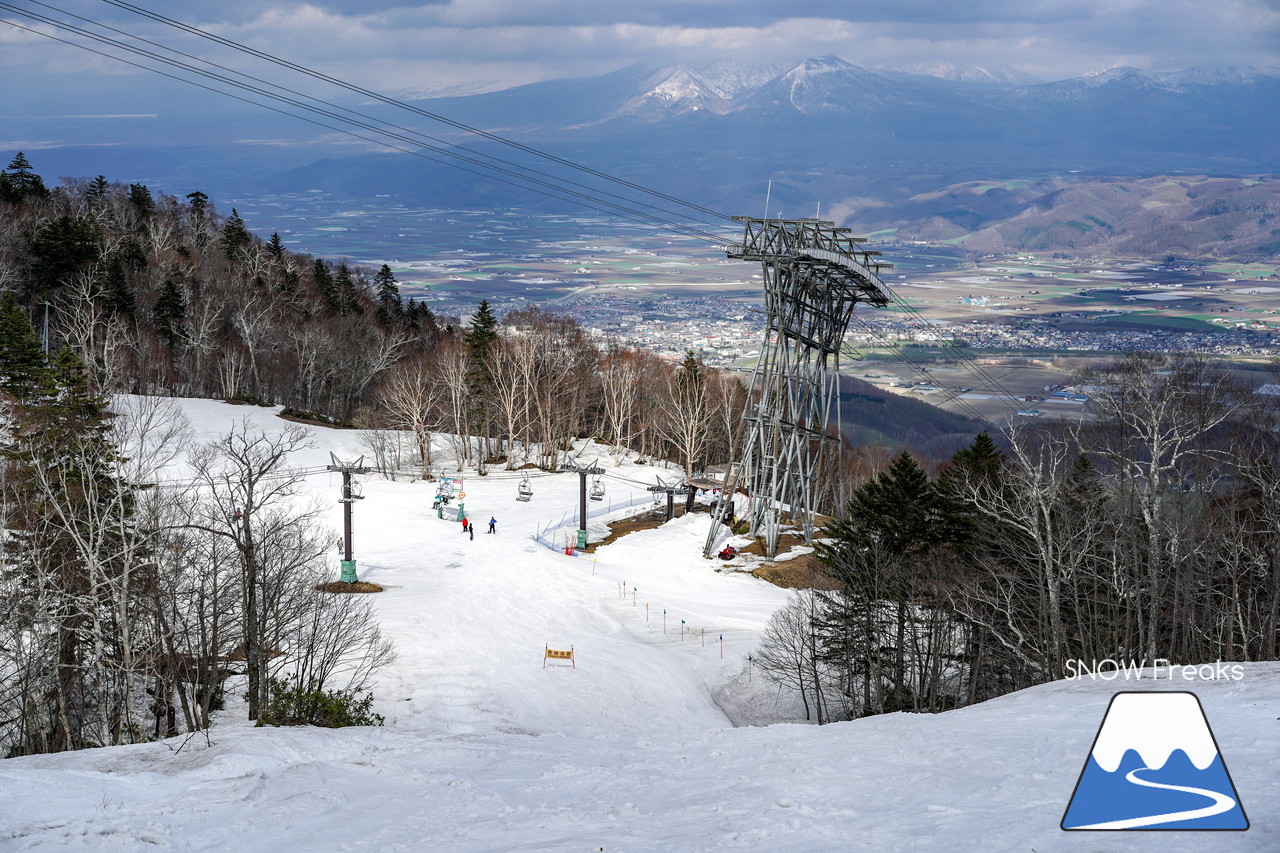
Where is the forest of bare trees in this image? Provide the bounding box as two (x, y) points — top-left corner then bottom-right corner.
(759, 353), (1280, 723)
(0, 323), (393, 755)
(0, 154), (748, 480)
(0, 155), (767, 756)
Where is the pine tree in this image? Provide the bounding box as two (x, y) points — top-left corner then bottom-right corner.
(464, 299), (498, 379)
(0, 291), (48, 401)
(102, 255), (136, 317)
(266, 232), (285, 259)
(936, 431), (1007, 547)
(334, 263), (363, 315)
(373, 264), (401, 326)
(153, 278), (186, 349)
(313, 259), (338, 312)
(128, 183), (154, 219)
(28, 215), (101, 297)
(219, 208), (251, 257)
(86, 175), (109, 201)
(0, 151), (50, 204)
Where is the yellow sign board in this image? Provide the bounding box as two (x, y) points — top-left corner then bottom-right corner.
(543, 646), (575, 668)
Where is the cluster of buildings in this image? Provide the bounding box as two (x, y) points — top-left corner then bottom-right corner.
(848, 315), (1280, 356)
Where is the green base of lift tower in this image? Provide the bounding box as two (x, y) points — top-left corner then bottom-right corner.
(339, 559), (358, 584)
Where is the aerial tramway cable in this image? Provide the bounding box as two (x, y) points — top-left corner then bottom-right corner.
(0, 5), (731, 244)
(2, 2), (1033, 414)
(18, 1), (733, 235)
(96, 0), (736, 226)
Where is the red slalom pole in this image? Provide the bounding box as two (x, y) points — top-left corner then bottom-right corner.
(701, 628), (704, 647)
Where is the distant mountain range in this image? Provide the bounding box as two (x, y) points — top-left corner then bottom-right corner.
(259, 56), (1279, 259)
(17, 55), (1278, 260)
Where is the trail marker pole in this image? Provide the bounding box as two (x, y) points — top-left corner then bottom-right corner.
(663, 610), (666, 634)
(646, 603), (649, 622)
(748, 654), (753, 682)
(681, 620), (686, 641)
(720, 634), (723, 659)
(632, 587), (636, 606)
(701, 628), (705, 647)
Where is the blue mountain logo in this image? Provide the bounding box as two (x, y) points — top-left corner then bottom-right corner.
(1062, 692), (1248, 830)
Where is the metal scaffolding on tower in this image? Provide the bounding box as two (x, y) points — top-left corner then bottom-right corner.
(705, 216), (893, 559)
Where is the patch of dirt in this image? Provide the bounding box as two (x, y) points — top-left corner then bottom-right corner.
(278, 412), (355, 429)
(583, 503), (705, 552)
(315, 581), (385, 593)
(750, 553), (839, 591)
(735, 532), (811, 557)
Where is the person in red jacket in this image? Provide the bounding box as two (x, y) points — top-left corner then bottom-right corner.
(461, 516), (469, 533)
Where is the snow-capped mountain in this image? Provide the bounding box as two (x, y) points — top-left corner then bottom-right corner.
(613, 66), (730, 118)
(696, 58), (795, 98)
(886, 60), (1041, 85)
(739, 55), (901, 114)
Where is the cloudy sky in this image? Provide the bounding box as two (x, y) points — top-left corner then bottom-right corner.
(3, 0), (1279, 101)
(1, 0), (1278, 168)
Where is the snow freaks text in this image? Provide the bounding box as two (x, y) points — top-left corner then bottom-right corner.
(1064, 660), (1246, 681)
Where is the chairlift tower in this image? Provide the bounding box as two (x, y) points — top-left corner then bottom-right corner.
(328, 453), (370, 583)
(565, 461), (605, 550)
(705, 217), (893, 559)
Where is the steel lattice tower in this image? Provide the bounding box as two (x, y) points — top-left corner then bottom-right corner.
(706, 217), (892, 559)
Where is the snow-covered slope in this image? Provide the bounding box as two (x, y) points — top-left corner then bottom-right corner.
(2, 399), (1277, 851)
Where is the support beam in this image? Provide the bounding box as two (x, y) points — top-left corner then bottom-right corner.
(705, 217), (892, 559)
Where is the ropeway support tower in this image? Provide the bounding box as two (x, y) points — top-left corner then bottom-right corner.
(705, 216), (893, 559)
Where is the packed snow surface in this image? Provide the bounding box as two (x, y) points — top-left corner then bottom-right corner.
(2, 399), (1277, 851)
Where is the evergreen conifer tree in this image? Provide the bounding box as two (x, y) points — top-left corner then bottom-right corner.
(334, 263), (363, 315)
(28, 215), (100, 298)
(312, 259), (338, 312)
(464, 299), (498, 378)
(153, 278), (186, 349)
(0, 152), (50, 204)
(86, 175), (109, 201)
(266, 233), (285, 258)
(373, 264), (401, 325)
(219, 208), (251, 257)
(102, 255), (136, 317)
(128, 183), (154, 219)
(0, 291), (48, 401)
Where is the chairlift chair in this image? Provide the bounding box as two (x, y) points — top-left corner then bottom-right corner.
(516, 475), (533, 502)
(589, 475), (605, 502)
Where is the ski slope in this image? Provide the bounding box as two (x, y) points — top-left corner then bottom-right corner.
(2, 398), (1277, 851)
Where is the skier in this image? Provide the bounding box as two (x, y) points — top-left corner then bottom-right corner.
(488, 516), (497, 534)
(469, 523), (474, 541)
(461, 516), (469, 534)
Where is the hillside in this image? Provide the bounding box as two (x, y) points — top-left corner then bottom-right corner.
(847, 175), (1280, 261)
(1, 398), (1277, 850)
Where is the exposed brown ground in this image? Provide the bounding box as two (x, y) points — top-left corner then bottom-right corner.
(583, 504), (702, 552)
(589, 507), (838, 591)
(315, 581), (385, 593)
(750, 553), (839, 591)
